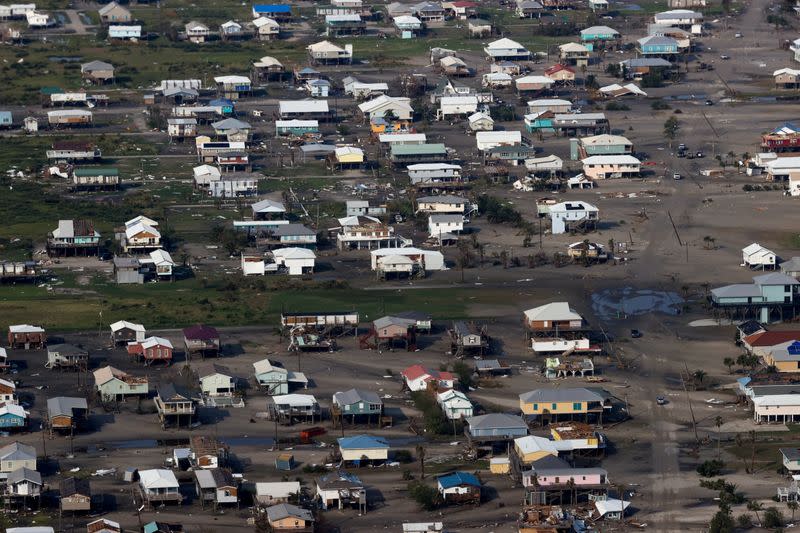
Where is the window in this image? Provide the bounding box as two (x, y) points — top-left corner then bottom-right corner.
(573, 402), (581, 411)
(532, 403), (538, 410)
(786, 285), (791, 292)
(552, 403), (557, 410)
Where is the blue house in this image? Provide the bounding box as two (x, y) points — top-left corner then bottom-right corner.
(0, 403), (27, 429)
(524, 111), (555, 133)
(0, 111), (12, 127)
(437, 472), (481, 504)
(579, 25), (620, 43)
(711, 273), (799, 323)
(252, 4), (291, 20)
(637, 35), (679, 57)
(210, 99), (234, 115)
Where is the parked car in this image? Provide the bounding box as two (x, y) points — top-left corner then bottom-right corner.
(656, 396), (667, 405)
(720, 54), (730, 60)
(673, 173), (682, 180)
(631, 329), (643, 338)
(696, 151), (704, 158)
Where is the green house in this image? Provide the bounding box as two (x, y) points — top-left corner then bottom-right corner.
(332, 388), (382, 416)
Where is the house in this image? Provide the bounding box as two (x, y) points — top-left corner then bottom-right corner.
(0, 442), (36, 475)
(743, 243), (777, 270)
(266, 503), (315, 532)
(60, 477), (91, 513)
(371, 247), (446, 274)
(326, 14), (364, 37)
(279, 100), (330, 120)
(207, 174), (259, 198)
(653, 8), (702, 29)
(443, 0), (476, 18)
(412, 1), (445, 21)
(336, 215), (397, 250)
(48, 220), (100, 257)
(47, 396), (88, 433)
(86, 518), (121, 533)
(482, 72), (513, 89)
(122, 216), (161, 253)
(306, 79), (331, 98)
(545, 64), (575, 85)
(154, 384), (196, 428)
(766, 156), (800, 181)
(468, 18), (491, 37)
(781, 448), (800, 472)
(273, 247), (316, 276)
(345, 79), (390, 100)
(272, 394), (321, 421)
(275, 119), (319, 137)
(436, 472), (480, 504)
(581, 155), (640, 180)
(484, 38), (530, 61)
(332, 389), (383, 419)
(139, 469), (182, 505)
(570, 134), (633, 160)
(402, 364), (457, 391)
(519, 387), (612, 421)
(8, 324), (46, 350)
(599, 82), (648, 98)
(467, 112), (494, 132)
(46, 343), (88, 370)
(316, 471), (365, 510)
(465, 413), (528, 440)
(521, 465), (608, 491)
(407, 163), (462, 185)
(429, 214), (463, 240)
(113, 255), (144, 283)
(214, 75), (251, 100)
(338, 435), (389, 465)
(390, 143), (448, 165)
(559, 43), (590, 66)
(252, 3), (292, 20)
(47, 109), (93, 126)
(648, 24), (692, 51)
(7, 467), (42, 500)
(70, 167), (121, 191)
(440, 56), (470, 78)
(346, 200), (386, 218)
(181, 324), (219, 359)
(437, 389), (473, 419)
(515, 75), (555, 93)
(637, 35), (679, 57)
(249, 198), (288, 219)
(307, 40), (353, 64)
(211, 118), (251, 141)
(93, 366), (148, 402)
(332, 146), (364, 168)
(774, 68), (800, 89)
(108, 25), (142, 40)
(46, 141), (101, 162)
(185, 21), (210, 43)
(743, 330), (800, 356)
(589, 0), (609, 10)
(127, 336), (173, 365)
(81, 60), (115, 84)
(219, 20), (244, 40)
(270, 224), (317, 248)
(516, 0), (544, 18)
(764, 341), (800, 372)
(416, 195), (468, 214)
(0, 377), (16, 405)
(754, 394), (800, 423)
(195, 468), (238, 509)
(514, 435), (561, 465)
(711, 273), (800, 322)
(255, 481), (301, 506)
(24, 10), (50, 27)
(98, 2), (131, 23)
(549, 201), (599, 234)
(0, 404), (27, 430)
(358, 95), (414, 121)
(668, 0), (706, 6)
(476, 130), (523, 151)
(197, 363), (236, 397)
(253, 16), (281, 40)
(524, 302), (586, 336)
(580, 25), (620, 44)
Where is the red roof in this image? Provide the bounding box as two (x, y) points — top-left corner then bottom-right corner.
(435, 371), (456, 381)
(744, 330), (800, 347)
(183, 324), (219, 340)
(402, 364), (429, 381)
(545, 64), (575, 75)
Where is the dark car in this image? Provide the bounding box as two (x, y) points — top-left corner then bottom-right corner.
(705, 99), (714, 106)
(631, 329), (643, 338)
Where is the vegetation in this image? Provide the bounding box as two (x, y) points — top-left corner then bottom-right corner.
(407, 481), (440, 511)
(410, 391), (448, 435)
(697, 460), (725, 477)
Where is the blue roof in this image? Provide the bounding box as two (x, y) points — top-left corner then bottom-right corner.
(254, 4), (291, 13)
(210, 98), (234, 107)
(338, 434), (389, 450)
(773, 122), (800, 134)
(788, 341), (800, 355)
(438, 471), (480, 489)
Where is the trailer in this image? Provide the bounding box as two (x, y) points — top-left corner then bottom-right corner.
(48, 110), (93, 126)
(281, 311), (359, 337)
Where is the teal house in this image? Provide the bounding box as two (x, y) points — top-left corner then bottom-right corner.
(711, 273), (799, 323)
(275, 119), (320, 136)
(332, 388), (383, 418)
(253, 358), (289, 395)
(524, 111), (555, 133)
(0, 403), (26, 429)
(637, 35), (679, 57)
(580, 25), (620, 43)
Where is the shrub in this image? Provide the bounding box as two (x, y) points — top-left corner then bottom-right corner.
(709, 510), (734, 533)
(736, 514), (752, 528)
(697, 460), (725, 477)
(763, 507), (784, 528)
(408, 481), (440, 511)
(394, 450), (413, 463)
(651, 100), (670, 110)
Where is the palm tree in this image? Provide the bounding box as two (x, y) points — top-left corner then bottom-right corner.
(723, 357), (735, 374)
(748, 500), (764, 525)
(715, 416), (723, 460)
(788, 501), (798, 522)
(693, 369), (707, 386)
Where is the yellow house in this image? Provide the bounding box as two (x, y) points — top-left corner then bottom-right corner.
(519, 387), (611, 417)
(514, 435), (559, 465)
(489, 456), (510, 474)
(335, 146), (365, 165)
(267, 502), (315, 531)
(765, 343), (800, 373)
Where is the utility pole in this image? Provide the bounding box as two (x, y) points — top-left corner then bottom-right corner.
(682, 362), (699, 443)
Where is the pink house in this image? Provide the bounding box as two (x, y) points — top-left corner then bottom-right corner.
(522, 467), (608, 488)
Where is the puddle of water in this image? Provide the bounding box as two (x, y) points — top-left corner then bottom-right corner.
(48, 56), (83, 63)
(591, 288), (684, 321)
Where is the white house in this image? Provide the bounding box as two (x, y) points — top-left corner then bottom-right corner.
(272, 247), (316, 276)
(742, 243), (777, 270)
(581, 155), (641, 180)
(108, 25), (141, 39)
(138, 469), (180, 500)
(401, 364), (457, 391)
(753, 394), (800, 423)
(437, 389), (473, 419)
(549, 201), (599, 234)
(416, 195), (468, 214)
(253, 16), (280, 40)
(408, 163), (462, 185)
(358, 95), (414, 120)
(370, 248), (446, 272)
(185, 20), (210, 43)
(766, 156), (800, 181)
(468, 112), (494, 131)
(428, 214), (463, 239)
(255, 481), (301, 506)
(25, 10), (50, 27)
(438, 96), (478, 119)
(198, 364), (236, 397)
(484, 37), (530, 60)
(476, 130), (523, 151)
